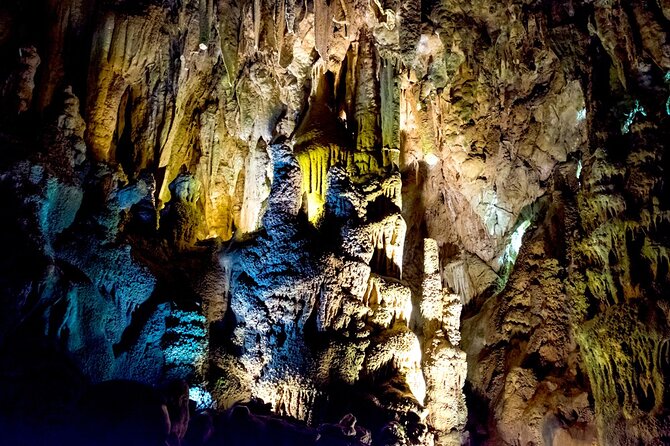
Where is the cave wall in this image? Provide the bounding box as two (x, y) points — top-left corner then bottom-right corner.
(1, 0), (670, 445)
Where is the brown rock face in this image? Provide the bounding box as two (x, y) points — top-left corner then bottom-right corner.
(1, 0), (670, 445)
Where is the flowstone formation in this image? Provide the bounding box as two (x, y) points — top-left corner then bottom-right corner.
(217, 141), (467, 443)
(2, 0), (670, 445)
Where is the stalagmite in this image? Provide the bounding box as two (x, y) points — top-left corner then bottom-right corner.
(420, 239), (467, 446)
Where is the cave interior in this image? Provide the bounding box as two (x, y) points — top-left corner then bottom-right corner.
(1, 0), (670, 445)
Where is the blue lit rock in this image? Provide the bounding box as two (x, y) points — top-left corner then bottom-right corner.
(56, 234), (157, 380)
(163, 309), (207, 380)
(0, 158), (83, 339)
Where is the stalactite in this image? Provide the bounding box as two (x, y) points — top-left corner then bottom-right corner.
(253, 0), (261, 51)
(380, 57), (400, 168)
(578, 305), (666, 427)
(354, 29), (381, 160)
(314, 0), (332, 61)
(577, 193), (627, 233)
(363, 274), (412, 326)
(296, 144), (345, 222)
(368, 214), (405, 279)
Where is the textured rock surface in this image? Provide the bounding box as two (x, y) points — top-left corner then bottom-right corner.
(1, 0), (670, 445)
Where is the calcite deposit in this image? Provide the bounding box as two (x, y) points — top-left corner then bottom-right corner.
(1, 0), (670, 445)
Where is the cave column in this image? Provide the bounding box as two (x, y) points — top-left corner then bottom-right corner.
(420, 238), (467, 446)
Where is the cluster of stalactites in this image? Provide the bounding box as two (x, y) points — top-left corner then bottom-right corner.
(253, 376), (321, 424)
(578, 305), (667, 425)
(323, 166), (406, 280)
(575, 148), (670, 308)
(296, 144), (347, 223)
(368, 214), (406, 280)
(363, 274), (412, 327)
(290, 16), (404, 225)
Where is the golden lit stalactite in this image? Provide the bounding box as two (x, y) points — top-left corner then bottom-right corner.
(253, 0), (261, 51)
(293, 71), (351, 224)
(296, 144), (346, 223)
(369, 214), (405, 280)
(363, 275), (413, 326)
(86, 7), (170, 162)
(313, 0), (332, 62)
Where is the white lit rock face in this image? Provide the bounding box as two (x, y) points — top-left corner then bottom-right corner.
(1, 0), (670, 445)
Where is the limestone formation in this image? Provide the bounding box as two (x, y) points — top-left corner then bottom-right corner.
(162, 170), (205, 249)
(44, 86), (88, 170)
(216, 143), (444, 439)
(1, 0), (670, 445)
(420, 239), (467, 446)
